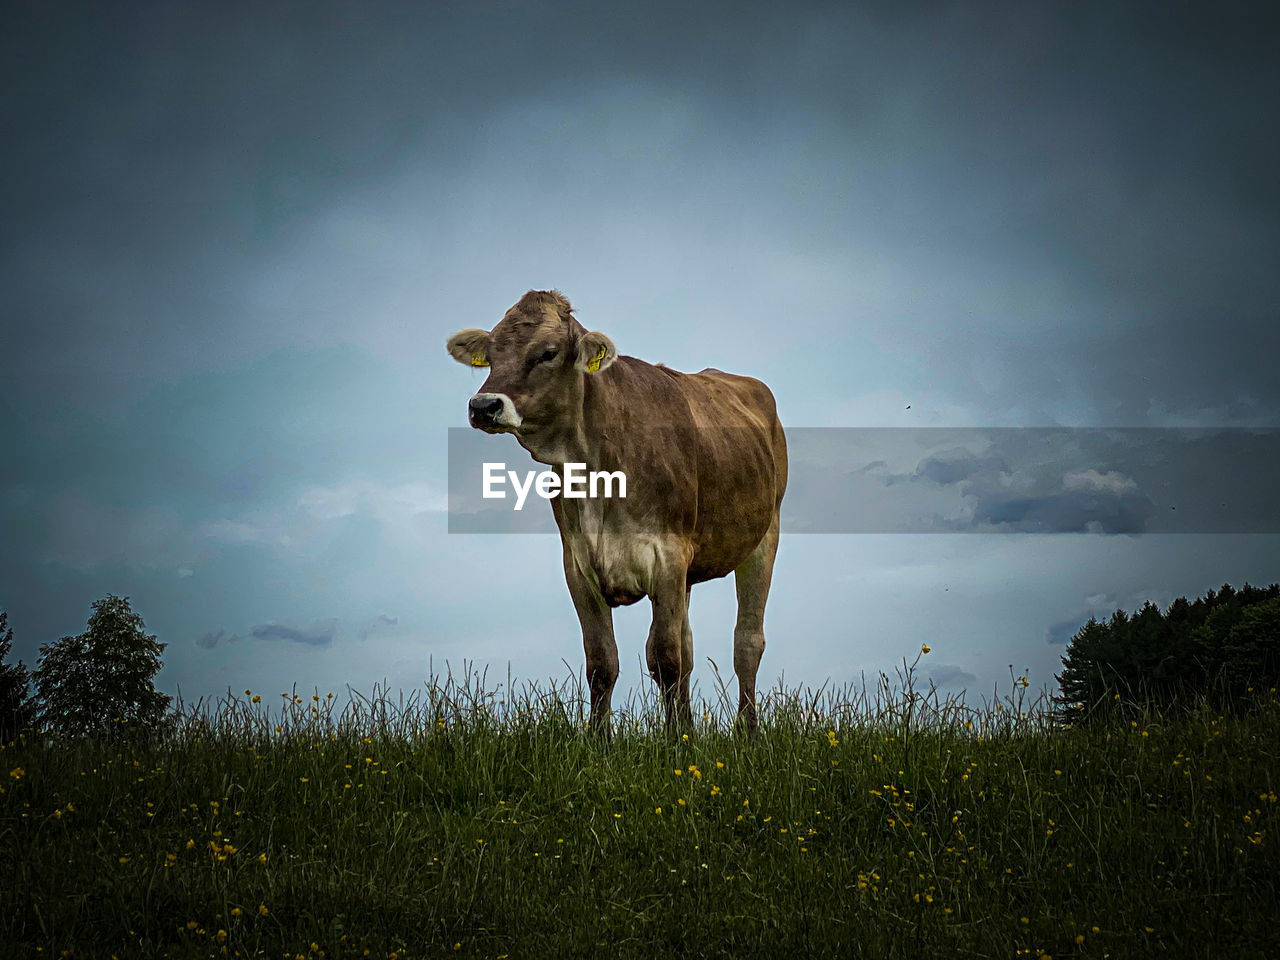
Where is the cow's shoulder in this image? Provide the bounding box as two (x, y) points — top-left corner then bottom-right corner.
(603, 355), (688, 395)
(593, 357), (778, 430)
(684, 367), (779, 422)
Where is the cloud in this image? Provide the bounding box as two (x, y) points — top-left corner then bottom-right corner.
(358, 614), (399, 641)
(927, 664), (978, 690)
(968, 487), (1154, 535)
(195, 628), (244, 650)
(197, 519), (269, 545)
(1046, 616), (1095, 647)
(782, 429), (1167, 533)
(893, 443), (1152, 534)
(1063, 469), (1139, 494)
(298, 482), (445, 523)
(912, 450), (1010, 486)
(36, 495), (185, 570)
(195, 617), (343, 650)
(250, 620), (339, 647)
(1045, 588), (1161, 646)
(196, 629), (224, 650)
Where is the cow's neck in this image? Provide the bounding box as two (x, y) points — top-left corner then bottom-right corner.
(515, 373), (598, 467)
(516, 423), (591, 467)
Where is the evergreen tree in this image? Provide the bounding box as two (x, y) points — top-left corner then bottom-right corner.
(1220, 597), (1280, 695)
(1054, 617), (1114, 718)
(0, 611), (36, 740)
(1055, 582), (1280, 721)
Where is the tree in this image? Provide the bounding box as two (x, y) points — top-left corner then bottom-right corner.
(33, 595), (171, 739)
(1220, 597), (1280, 695)
(0, 611), (36, 740)
(1055, 582), (1280, 721)
(1054, 617), (1116, 718)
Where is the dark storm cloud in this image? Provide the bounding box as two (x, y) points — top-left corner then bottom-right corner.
(911, 450), (1010, 487)
(3, 0), (1278, 423)
(969, 489), (1153, 535)
(0, 345), (437, 554)
(901, 441), (1157, 533)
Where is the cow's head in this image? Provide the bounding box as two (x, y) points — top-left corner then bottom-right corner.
(446, 290), (617, 435)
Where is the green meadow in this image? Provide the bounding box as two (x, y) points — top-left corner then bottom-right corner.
(2, 665), (1277, 959)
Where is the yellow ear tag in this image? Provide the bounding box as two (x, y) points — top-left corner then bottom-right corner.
(586, 345), (607, 373)
(470, 352), (488, 367)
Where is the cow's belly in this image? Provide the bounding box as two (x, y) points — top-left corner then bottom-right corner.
(686, 494), (774, 584)
(564, 530), (674, 608)
(688, 526), (768, 584)
(565, 526), (769, 605)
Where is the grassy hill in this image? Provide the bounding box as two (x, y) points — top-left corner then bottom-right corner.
(2, 668), (1278, 958)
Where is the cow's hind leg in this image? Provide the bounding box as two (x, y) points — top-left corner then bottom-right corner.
(733, 512), (780, 733)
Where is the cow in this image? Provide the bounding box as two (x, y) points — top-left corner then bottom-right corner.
(446, 290), (787, 732)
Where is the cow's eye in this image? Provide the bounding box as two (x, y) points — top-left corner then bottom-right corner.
(539, 348), (559, 364)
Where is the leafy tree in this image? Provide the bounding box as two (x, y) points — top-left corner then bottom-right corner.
(33, 595), (171, 739)
(0, 611), (37, 740)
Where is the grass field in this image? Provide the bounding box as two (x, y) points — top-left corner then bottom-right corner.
(2, 663), (1278, 959)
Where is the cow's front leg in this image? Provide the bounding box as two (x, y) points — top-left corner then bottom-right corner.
(562, 543), (618, 736)
(646, 572), (693, 731)
(678, 587), (693, 717)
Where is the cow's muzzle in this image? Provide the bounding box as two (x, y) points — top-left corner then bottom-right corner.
(468, 393), (522, 432)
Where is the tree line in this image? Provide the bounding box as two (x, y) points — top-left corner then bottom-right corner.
(1055, 581), (1280, 721)
(3, 581), (1279, 739)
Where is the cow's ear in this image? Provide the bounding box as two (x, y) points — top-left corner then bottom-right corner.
(575, 331), (617, 374)
(446, 328), (491, 368)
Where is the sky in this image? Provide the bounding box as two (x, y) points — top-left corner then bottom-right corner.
(2, 0), (1278, 711)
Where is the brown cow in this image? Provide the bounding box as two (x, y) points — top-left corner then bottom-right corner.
(446, 290), (787, 731)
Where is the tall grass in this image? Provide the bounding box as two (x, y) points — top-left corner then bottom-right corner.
(2, 659), (1277, 959)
